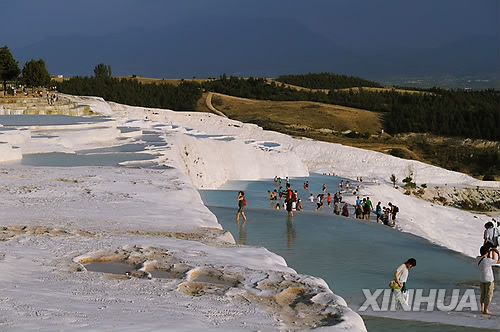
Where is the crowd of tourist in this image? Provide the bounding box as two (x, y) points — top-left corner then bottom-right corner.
(263, 176), (399, 226)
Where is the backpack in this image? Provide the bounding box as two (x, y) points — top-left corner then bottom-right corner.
(244, 199), (247, 206)
(394, 206), (399, 213)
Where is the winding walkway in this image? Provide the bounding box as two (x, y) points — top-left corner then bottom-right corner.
(205, 92), (227, 118)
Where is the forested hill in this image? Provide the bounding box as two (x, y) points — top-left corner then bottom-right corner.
(276, 73), (382, 89)
(201, 76), (499, 141)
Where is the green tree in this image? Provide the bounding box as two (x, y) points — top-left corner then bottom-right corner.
(94, 63), (112, 78)
(22, 59), (51, 87)
(0, 46), (21, 95)
(390, 174), (398, 187)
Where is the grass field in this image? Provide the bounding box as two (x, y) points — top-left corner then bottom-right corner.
(199, 92), (382, 135)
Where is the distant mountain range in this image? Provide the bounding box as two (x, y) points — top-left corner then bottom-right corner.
(13, 17), (499, 84)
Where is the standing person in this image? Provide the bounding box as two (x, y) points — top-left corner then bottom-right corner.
(364, 197), (373, 220)
(285, 184), (294, 217)
(341, 203), (349, 217)
(305, 181), (309, 190)
(389, 202), (399, 224)
(392, 258), (417, 310)
(334, 200), (341, 215)
(327, 193), (332, 207)
(346, 181), (350, 192)
(361, 198), (368, 219)
(236, 191), (247, 222)
(355, 202), (364, 219)
(476, 245), (500, 314)
(322, 184), (326, 193)
(375, 202), (382, 223)
(483, 221), (499, 248)
(339, 180), (344, 191)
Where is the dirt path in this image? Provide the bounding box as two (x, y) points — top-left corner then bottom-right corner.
(205, 92), (227, 118)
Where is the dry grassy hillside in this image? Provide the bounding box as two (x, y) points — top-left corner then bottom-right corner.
(201, 92), (382, 134)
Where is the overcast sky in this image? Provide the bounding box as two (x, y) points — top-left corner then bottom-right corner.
(2, 0), (498, 49)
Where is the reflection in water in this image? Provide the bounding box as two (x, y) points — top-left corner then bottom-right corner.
(287, 216), (296, 250)
(237, 221), (247, 245)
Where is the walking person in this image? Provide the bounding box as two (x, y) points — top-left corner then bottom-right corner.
(316, 194), (324, 211)
(236, 191), (247, 222)
(392, 258), (417, 310)
(477, 244), (500, 314)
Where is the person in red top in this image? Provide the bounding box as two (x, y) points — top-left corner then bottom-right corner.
(327, 193), (332, 207)
(285, 184), (294, 217)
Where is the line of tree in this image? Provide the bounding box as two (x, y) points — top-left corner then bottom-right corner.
(56, 65), (202, 111)
(276, 72), (382, 89)
(202, 75), (499, 141)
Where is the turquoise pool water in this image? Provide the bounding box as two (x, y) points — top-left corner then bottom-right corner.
(17, 151), (157, 167)
(200, 174), (497, 331)
(0, 114), (165, 168)
(0, 114), (111, 126)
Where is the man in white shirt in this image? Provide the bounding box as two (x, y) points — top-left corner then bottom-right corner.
(393, 258), (416, 309)
(476, 244), (500, 314)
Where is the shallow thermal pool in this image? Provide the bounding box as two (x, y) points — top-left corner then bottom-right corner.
(0, 114), (166, 167)
(0, 114), (111, 126)
(200, 173), (498, 331)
